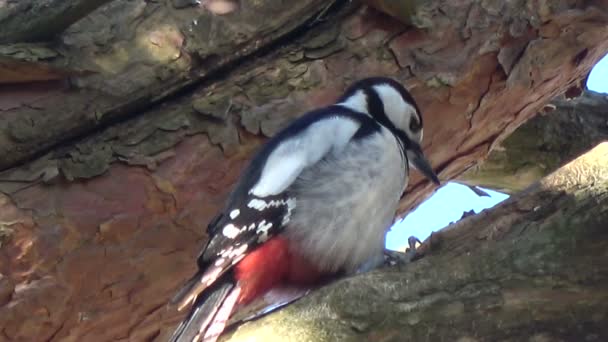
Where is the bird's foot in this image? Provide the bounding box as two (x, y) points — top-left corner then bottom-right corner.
(383, 236), (422, 266)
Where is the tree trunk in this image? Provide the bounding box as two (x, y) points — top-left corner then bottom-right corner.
(0, 0), (115, 43)
(0, 1), (608, 341)
(219, 143), (608, 342)
(459, 90), (608, 193)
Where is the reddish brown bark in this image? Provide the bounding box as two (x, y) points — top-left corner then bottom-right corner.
(0, 1), (607, 340)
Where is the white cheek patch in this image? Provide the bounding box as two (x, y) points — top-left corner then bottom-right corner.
(373, 84), (422, 143)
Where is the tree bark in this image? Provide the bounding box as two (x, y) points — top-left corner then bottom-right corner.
(0, 1), (608, 341)
(0, 0), (116, 43)
(459, 90), (608, 193)
(0, 0), (329, 170)
(218, 143), (608, 342)
(0, 0), (605, 209)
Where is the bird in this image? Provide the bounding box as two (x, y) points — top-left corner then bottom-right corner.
(168, 76), (440, 342)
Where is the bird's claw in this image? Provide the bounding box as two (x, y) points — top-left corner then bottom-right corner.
(383, 236), (422, 266)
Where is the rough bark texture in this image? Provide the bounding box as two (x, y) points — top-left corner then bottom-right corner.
(0, 0), (116, 43)
(0, 1), (608, 341)
(219, 143), (608, 342)
(459, 90), (608, 193)
(0, 0), (328, 169)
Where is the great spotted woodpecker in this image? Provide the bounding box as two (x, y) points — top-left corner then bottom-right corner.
(169, 77), (440, 341)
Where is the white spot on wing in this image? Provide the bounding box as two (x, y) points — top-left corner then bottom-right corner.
(282, 197), (297, 225)
(248, 198), (267, 210)
(258, 221), (273, 231)
(230, 244), (248, 258)
(222, 224), (241, 239)
(248, 198), (296, 212)
(229, 209), (240, 219)
(220, 247), (233, 257)
(287, 198), (296, 210)
(256, 220), (273, 242)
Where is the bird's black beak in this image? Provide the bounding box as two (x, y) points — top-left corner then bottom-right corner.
(407, 142), (440, 185)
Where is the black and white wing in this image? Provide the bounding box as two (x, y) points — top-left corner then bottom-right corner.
(171, 105), (380, 309)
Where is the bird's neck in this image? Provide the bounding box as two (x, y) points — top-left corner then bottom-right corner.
(337, 90), (370, 116)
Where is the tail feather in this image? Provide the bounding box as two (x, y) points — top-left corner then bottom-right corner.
(169, 275), (236, 342)
(202, 285), (242, 342)
(169, 271), (203, 309)
(171, 254), (246, 311)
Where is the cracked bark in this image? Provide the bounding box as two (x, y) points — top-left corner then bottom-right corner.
(0, 0), (608, 341)
(0, 0), (331, 170)
(217, 143), (608, 342)
(0, 0), (116, 43)
(459, 90), (608, 193)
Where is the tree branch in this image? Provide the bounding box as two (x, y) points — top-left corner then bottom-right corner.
(218, 143), (608, 341)
(459, 90), (608, 193)
(1, 2), (608, 340)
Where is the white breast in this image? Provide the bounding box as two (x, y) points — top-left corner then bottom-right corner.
(285, 127), (407, 273)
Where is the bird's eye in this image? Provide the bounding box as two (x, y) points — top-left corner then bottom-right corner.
(409, 117), (421, 132)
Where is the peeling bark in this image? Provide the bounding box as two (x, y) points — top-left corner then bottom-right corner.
(0, 1), (607, 341)
(0, 0), (330, 170)
(459, 90), (608, 193)
(216, 143), (608, 342)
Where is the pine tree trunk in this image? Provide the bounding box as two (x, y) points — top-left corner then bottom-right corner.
(0, 1), (607, 340)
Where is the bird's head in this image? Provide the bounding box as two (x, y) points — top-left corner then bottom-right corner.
(337, 77), (440, 185)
